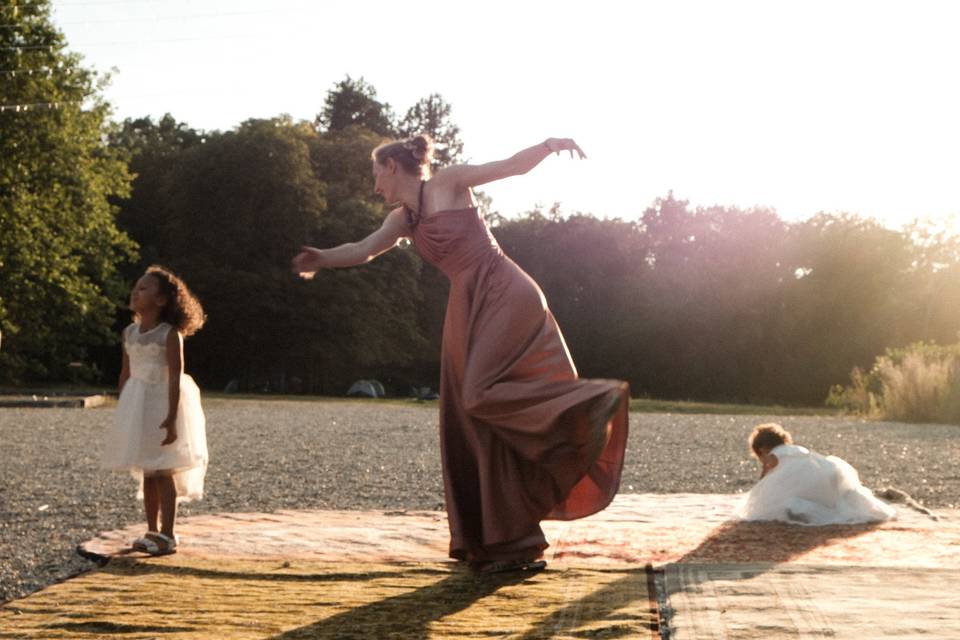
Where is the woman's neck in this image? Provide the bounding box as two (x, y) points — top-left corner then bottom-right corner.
(397, 176), (424, 212)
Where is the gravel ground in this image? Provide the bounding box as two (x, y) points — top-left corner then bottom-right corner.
(2, 399), (959, 603)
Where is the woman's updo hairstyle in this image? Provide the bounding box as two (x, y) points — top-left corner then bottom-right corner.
(372, 134), (434, 178)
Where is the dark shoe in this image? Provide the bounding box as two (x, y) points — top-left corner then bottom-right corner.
(474, 559), (547, 575)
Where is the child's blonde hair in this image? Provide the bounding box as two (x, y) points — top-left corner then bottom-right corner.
(748, 422), (792, 458)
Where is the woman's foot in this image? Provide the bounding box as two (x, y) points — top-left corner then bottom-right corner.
(472, 558), (547, 575)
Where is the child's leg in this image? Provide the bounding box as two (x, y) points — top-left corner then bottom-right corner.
(156, 474), (178, 537)
(143, 475), (160, 532)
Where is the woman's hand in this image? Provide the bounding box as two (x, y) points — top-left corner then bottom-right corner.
(543, 138), (587, 159)
(159, 418), (178, 446)
(291, 246), (326, 279)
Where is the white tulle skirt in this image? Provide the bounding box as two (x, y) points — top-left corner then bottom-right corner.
(735, 449), (895, 526)
(102, 374), (208, 502)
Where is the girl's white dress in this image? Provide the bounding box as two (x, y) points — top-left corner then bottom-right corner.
(735, 444), (895, 525)
(102, 322), (208, 501)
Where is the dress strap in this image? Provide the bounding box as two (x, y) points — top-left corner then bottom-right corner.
(406, 180), (426, 229)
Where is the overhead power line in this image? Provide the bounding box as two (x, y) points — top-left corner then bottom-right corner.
(0, 99), (81, 112)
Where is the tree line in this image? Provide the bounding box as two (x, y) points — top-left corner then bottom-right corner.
(3, 2), (958, 405)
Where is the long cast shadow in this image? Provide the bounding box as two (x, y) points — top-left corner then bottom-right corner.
(675, 519), (883, 565)
(99, 556), (445, 583)
(269, 569), (532, 640)
(662, 518), (884, 596)
(513, 566), (659, 640)
(508, 519), (882, 638)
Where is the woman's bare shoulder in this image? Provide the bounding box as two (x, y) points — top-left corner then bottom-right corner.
(425, 169), (475, 211)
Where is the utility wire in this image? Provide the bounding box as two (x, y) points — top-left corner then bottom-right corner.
(0, 99), (82, 112)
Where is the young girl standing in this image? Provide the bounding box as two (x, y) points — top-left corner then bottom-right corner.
(102, 265), (208, 555)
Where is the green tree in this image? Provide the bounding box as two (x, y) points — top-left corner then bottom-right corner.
(316, 75), (395, 137)
(0, 0), (135, 382)
(108, 114), (205, 272)
(397, 93), (464, 170)
(777, 213), (917, 403)
(109, 117), (427, 394)
(308, 125), (428, 392)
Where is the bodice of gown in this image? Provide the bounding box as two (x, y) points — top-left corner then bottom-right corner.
(124, 322), (171, 384)
(409, 207), (503, 279)
(771, 444), (810, 459)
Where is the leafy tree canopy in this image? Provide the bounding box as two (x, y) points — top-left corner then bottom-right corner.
(0, 0), (135, 382)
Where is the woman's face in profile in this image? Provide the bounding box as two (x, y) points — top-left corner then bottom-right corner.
(372, 159), (396, 204)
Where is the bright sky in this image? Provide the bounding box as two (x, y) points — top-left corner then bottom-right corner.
(50, 0), (960, 232)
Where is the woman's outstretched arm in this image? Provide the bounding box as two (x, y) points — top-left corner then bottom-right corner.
(292, 207), (409, 278)
(437, 138), (586, 189)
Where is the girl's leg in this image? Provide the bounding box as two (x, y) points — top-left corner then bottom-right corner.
(142, 475), (160, 532)
(156, 474), (178, 538)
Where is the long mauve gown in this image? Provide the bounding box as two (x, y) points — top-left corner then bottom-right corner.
(408, 193), (629, 563)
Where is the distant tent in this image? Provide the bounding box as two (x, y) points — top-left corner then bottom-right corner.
(412, 386), (439, 400)
(347, 379), (385, 398)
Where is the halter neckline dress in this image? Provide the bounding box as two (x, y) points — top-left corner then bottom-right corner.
(407, 181), (629, 562)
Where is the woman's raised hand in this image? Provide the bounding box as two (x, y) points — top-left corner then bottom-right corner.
(291, 246), (325, 280)
(544, 138), (587, 159)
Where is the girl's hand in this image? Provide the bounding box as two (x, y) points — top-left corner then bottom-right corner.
(159, 418), (178, 446)
(544, 138), (587, 159)
(291, 246), (326, 279)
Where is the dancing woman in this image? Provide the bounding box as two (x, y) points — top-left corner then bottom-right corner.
(293, 135), (629, 573)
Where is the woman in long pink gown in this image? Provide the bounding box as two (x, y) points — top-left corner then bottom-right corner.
(293, 135), (629, 573)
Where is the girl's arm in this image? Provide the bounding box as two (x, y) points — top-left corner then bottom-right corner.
(292, 207), (409, 278)
(435, 138), (586, 189)
(159, 328), (183, 446)
(118, 345), (130, 394)
(759, 453), (779, 479)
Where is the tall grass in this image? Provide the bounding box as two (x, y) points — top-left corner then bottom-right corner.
(876, 352), (956, 422)
(827, 342), (960, 424)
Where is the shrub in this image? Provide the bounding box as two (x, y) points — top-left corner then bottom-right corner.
(828, 342), (960, 424)
(825, 367), (880, 415)
(875, 351), (955, 422)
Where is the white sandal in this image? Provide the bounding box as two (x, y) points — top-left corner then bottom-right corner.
(131, 534), (153, 551)
(137, 532), (178, 556)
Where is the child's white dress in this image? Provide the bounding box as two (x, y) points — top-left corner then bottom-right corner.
(735, 444), (895, 525)
(102, 322), (208, 501)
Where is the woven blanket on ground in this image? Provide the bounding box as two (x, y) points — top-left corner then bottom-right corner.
(1, 558), (659, 639)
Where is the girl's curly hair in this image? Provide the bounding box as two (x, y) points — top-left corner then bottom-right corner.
(142, 265), (206, 337)
(748, 422), (793, 458)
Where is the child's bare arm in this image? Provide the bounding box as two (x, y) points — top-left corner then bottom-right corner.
(759, 453), (779, 479)
(118, 346), (130, 394)
(160, 329), (183, 445)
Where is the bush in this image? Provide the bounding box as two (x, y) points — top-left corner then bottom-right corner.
(828, 341), (960, 424)
(940, 373), (960, 424)
(876, 351), (955, 422)
(825, 366), (881, 415)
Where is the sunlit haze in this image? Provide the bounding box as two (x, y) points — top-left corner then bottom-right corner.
(51, 0), (960, 232)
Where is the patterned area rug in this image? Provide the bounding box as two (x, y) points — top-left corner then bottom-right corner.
(665, 563), (960, 639)
(9, 494), (959, 639)
(78, 494), (960, 568)
(0, 558), (659, 639)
